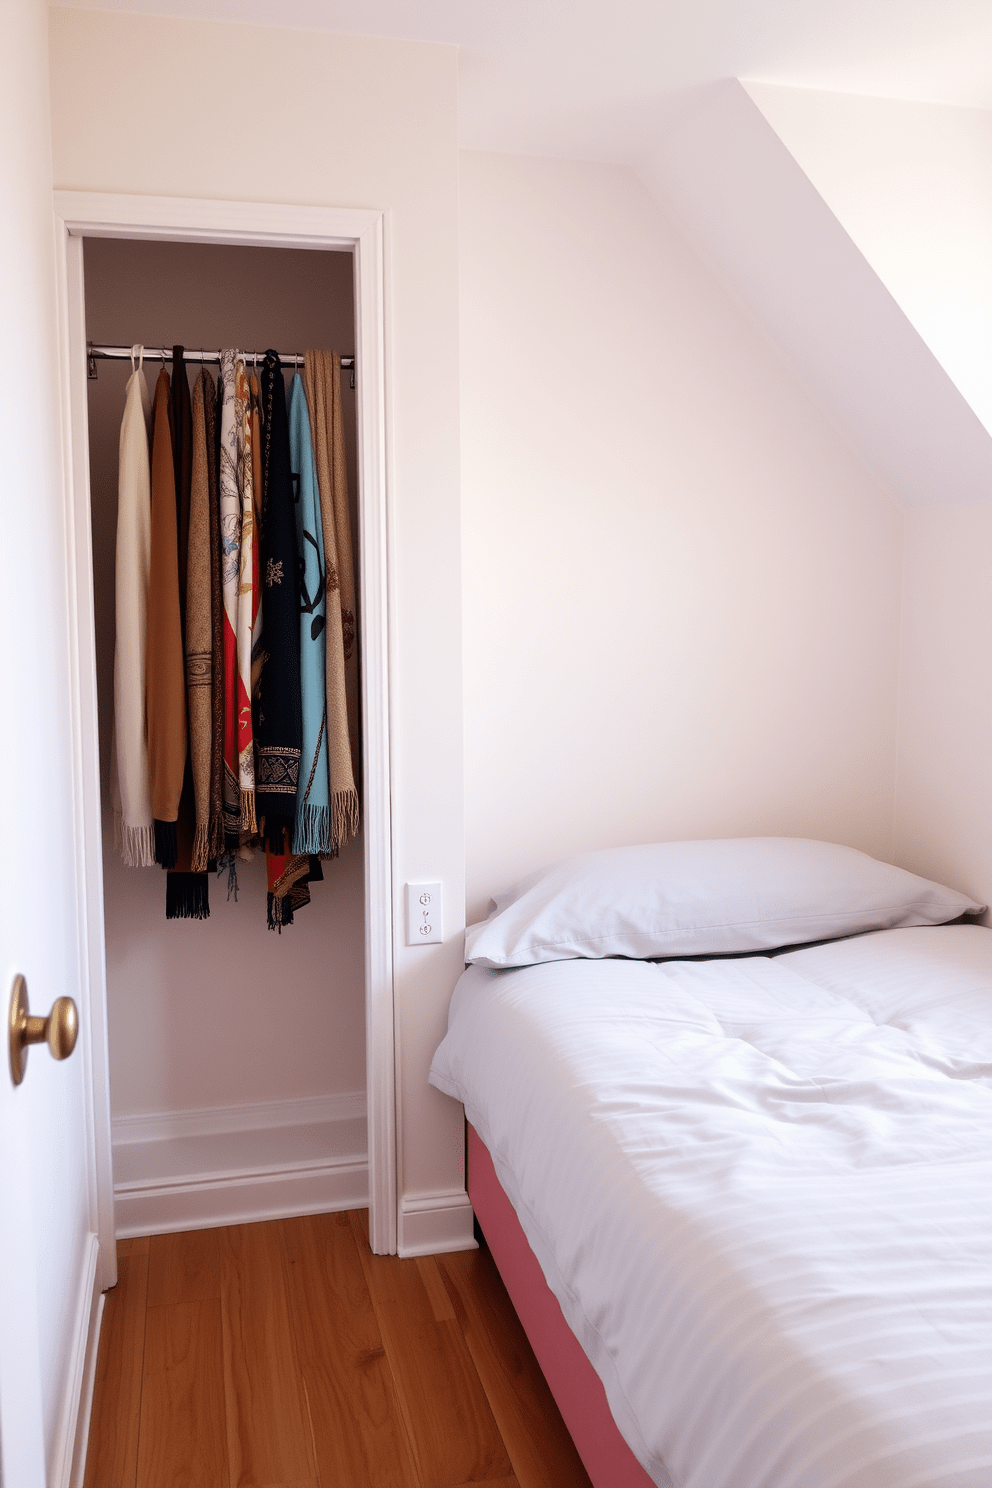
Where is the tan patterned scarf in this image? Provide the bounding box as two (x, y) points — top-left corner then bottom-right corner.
(302, 350), (360, 851)
(186, 371), (214, 871)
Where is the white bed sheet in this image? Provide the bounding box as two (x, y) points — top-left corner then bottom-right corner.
(429, 925), (992, 1488)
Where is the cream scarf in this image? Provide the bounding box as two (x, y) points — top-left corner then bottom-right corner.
(112, 347), (155, 866)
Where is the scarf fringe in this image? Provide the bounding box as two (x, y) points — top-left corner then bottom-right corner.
(114, 812), (156, 868)
(166, 873), (210, 920)
(267, 891), (293, 932)
(208, 814), (226, 864)
(293, 803), (332, 857)
(240, 790), (258, 836)
(332, 789), (360, 851)
(263, 816), (295, 855)
(191, 823), (210, 874)
(217, 853), (239, 901)
(154, 819), (178, 870)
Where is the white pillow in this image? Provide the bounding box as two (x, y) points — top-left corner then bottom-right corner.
(464, 838), (985, 968)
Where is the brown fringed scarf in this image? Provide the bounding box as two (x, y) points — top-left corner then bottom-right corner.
(186, 371), (214, 872)
(171, 346), (193, 626)
(302, 350), (360, 853)
(147, 368), (187, 868)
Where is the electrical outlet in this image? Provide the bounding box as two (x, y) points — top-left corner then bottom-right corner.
(406, 882), (443, 945)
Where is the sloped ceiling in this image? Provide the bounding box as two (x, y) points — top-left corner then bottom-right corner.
(745, 84), (992, 439)
(54, 0), (992, 506)
(635, 81), (992, 509)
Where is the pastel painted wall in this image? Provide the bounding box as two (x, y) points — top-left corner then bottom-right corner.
(745, 84), (992, 441)
(48, 7), (466, 1235)
(737, 85), (992, 919)
(894, 505), (992, 912)
(458, 151), (905, 921)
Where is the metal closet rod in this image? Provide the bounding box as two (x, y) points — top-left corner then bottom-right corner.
(87, 342), (355, 371)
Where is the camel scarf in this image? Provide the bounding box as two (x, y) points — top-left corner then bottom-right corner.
(235, 360), (258, 836)
(171, 347), (193, 627)
(255, 352), (302, 851)
(287, 374), (332, 855)
(218, 350), (241, 852)
(112, 348), (155, 867)
(302, 350), (360, 853)
(146, 367), (187, 868)
(186, 371), (214, 872)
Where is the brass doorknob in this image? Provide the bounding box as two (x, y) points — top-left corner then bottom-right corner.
(8, 975), (79, 1088)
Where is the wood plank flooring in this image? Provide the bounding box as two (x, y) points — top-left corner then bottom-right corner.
(84, 1211), (593, 1488)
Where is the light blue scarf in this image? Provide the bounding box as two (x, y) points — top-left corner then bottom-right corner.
(287, 374), (332, 854)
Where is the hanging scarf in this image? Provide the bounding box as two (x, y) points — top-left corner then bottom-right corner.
(170, 346), (193, 628)
(249, 370), (265, 697)
(186, 371), (214, 872)
(146, 367), (187, 867)
(235, 360), (258, 837)
(287, 374), (332, 855)
(218, 350), (241, 852)
(205, 369), (225, 862)
(302, 350), (360, 853)
(267, 850), (323, 932)
(112, 346), (155, 867)
(165, 352), (210, 918)
(255, 352), (302, 851)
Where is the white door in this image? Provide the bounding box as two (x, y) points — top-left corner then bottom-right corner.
(0, 3), (102, 1484)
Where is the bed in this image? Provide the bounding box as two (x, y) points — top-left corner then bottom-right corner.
(430, 838), (992, 1488)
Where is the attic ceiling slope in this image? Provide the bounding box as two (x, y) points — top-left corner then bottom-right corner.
(745, 83), (992, 439)
(635, 81), (992, 511)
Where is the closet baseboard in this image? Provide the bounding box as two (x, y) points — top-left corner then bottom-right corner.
(112, 1093), (368, 1237)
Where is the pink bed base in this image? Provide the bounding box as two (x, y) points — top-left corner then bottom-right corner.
(468, 1125), (655, 1488)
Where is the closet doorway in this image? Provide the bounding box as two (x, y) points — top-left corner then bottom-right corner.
(54, 193), (396, 1272)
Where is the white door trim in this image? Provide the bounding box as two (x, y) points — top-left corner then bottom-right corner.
(52, 190), (398, 1258)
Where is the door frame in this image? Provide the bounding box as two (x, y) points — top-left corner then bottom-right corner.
(52, 190), (398, 1264)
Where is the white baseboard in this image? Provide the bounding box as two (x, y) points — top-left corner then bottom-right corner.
(113, 1092), (368, 1237)
(49, 1232), (102, 1488)
(397, 1187), (478, 1257)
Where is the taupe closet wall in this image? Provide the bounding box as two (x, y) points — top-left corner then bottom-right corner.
(84, 238), (366, 1127)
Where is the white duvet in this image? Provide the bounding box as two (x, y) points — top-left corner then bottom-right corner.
(429, 925), (992, 1488)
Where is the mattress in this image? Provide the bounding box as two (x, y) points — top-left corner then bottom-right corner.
(429, 925), (992, 1488)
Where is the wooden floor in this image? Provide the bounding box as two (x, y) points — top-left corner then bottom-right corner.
(84, 1209), (593, 1488)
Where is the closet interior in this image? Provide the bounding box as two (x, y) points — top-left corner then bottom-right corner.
(84, 237), (368, 1236)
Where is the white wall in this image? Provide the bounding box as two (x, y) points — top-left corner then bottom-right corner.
(746, 84), (992, 440)
(459, 151), (905, 920)
(894, 505), (992, 911)
(49, 7), (466, 1241)
(0, 0), (94, 1475)
(737, 87), (992, 917)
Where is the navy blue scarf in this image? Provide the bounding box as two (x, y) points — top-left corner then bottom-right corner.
(255, 353), (303, 851)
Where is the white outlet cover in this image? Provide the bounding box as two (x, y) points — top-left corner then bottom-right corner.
(406, 881), (442, 945)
